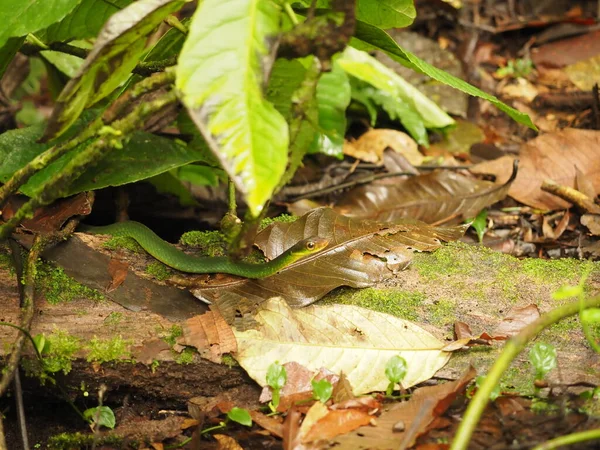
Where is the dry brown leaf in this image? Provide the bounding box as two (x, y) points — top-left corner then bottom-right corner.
(334, 165), (516, 224)
(107, 258), (129, 292)
(332, 366), (476, 449)
(492, 304), (540, 339)
(194, 208), (466, 309)
(471, 129), (600, 210)
(213, 434), (244, 450)
(130, 338), (171, 365)
(179, 311), (237, 363)
(581, 214), (600, 235)
(302, 407), (374, 443)
(343, 129), (423, 165)
(250, 411), (284, 438)
(3, 192), (93, 232)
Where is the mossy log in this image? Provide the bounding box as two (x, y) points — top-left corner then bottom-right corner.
(1, 233), (600, 405)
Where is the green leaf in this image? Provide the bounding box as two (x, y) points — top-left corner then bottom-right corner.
(300, 0), (415, 29)
(475, 375), (501, 401)
(338, 47), (454, 134)
(356, 0), (415, 29)
(552, 284), (583, 300)
(227, 407), (252, 427)
(33, 333), (49, 355)
(469, 209), (488, 243)
(310, 62), (351, 157)
(266, 362), (287, 390)
(41, 48), (86, 78)
(0, 36), (26, 80)
(40, 0), (134, 42)
(147, 171), (199, 207)
(353, 84), (428, 145)
(176, 0), (288, 216)
(0, 120), (208, 196)
(385, 355), (407, 383)
(267, 58), (309, 121)
(311, 379), (333, 403)
(176, 164), (222, 187)
(42, 0), (187, 141)
(83, 406), (116, 429)
(0, 0), (82, 49)
(581, 308), (600, 324)
(351, 21), (537, 130)
(529, 342), (557, 380)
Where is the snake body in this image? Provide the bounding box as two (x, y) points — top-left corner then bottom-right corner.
(81, 221), (328, 278)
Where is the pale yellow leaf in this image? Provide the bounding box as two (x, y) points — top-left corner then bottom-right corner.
(233, 298), (450, 395)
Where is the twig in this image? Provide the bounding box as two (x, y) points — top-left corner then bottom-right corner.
(541, 179), (600, 214)
(0, 237), (42, 397)
(450, 295), (600, 450)
(19, 42), (177, 76)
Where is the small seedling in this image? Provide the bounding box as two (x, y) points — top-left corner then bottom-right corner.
(385, 355), (407, 396)
(529, 342), (557, 389)
(312, 379), (333, 403)
(84, 406), (116, 430)
(467, 376), (501, 401)
(227, 407), (252, 427)
(199, 407), (253, 436)
(495, 58), (533, 79)
(266, 362), (287, 411)
(469, 209), (488, 243)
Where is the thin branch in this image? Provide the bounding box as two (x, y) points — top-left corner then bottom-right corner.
(19, 42), (177, 76)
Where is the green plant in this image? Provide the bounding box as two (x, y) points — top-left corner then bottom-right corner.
(529, 342), (557, 387)
(0, 0), (535, 246)
(495, 58), (534, 79)
(312, 379), (333, 403)
(467, 376), (501, 401)
(385, 355), (408, 396)
(469, 209), (488, 244)
(83, 406), (116, 430)
(266, 362), (287, 411)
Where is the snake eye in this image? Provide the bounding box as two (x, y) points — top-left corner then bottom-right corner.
(306, 241), (315, 250)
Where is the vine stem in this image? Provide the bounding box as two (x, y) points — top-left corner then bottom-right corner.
(450, 295), (600, 450)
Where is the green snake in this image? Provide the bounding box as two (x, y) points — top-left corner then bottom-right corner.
(81, 221), (328, 279)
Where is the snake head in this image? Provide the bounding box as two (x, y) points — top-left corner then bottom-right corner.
(289, 236), (329, 258)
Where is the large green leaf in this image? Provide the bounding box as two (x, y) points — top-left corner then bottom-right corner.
(40, 0), (134, 42)
(0, 0), (82, 49)
(310, 62), (351, 157)
(176, 0), (288, 216)
(351, 21), (537, 130)
(300, 0), (415, 29)
(338, 47), (454, 144)
(0, 121), (207, 196)
(356, 0), (415, 29)
(42, 0), (187, 141)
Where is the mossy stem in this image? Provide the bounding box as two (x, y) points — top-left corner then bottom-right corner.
(0, 89), (177, 240)
(450, 295), (600, 450)
(0, 235), (43, 397)
(0, 117), (102, 208)
(19, 41), (177, 76)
